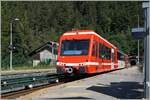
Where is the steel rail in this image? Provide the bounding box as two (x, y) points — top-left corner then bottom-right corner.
(1, 73), (59, 85)
(1, 82), (64, 99)
(1, 74), (64, 94)
(1, 68), (125, 99)
(1, 73), (90, 99)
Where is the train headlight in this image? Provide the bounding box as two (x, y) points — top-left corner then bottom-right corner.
(66, 67), (73, 74)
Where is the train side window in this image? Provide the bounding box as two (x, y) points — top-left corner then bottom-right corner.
(121, 55), (125, 61)
(118, 52), (120, 60)
(101, 45), (106, 59)
(106, 47), (111, 60)
(99, 44), (111, 60)
(92, 41), (96, 57)
(105, 46), (108, 59)
(118, 52), (125, 61)
(99, 43), (102, 58)
(102, 46), (111, 60)
(112, 52), (114, 62)
(96, 41), (98, 58)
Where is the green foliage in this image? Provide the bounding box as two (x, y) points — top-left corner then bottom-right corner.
(1, 1), (144, 69)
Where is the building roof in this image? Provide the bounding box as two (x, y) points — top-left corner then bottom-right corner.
(29, 41), (58, 56)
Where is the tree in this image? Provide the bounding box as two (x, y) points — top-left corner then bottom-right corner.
(1, 1), (144, 68)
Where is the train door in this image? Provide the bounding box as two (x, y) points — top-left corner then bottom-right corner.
(111, 48), (115, 70)
(96, 41), (99, 71)
(94, 41), (99, 71)
(92, 40), (99, 72)
(91, 40), (99, 73)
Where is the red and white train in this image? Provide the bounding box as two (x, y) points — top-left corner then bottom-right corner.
(56, 30), (129, 75)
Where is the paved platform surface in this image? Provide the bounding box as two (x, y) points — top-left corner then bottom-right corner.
(18, 66), (144, 100)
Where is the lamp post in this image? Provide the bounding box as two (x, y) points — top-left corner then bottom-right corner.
(137, 15), (140, 65)
(9, 18), (19, 70)
(142, 1), (149, 99)
(132, 2), (149, 99)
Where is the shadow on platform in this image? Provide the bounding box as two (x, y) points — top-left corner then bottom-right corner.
(49, 96), (93, 99)
(87, 81), (144, 99)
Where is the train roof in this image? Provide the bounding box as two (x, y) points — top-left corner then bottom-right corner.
(63, 30), (117, 49)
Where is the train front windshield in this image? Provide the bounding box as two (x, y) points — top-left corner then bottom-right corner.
(60, 39), (90, 56)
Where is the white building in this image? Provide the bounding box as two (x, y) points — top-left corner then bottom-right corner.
(29, 41), (58, 67)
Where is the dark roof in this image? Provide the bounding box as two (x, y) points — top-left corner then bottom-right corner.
(29, 41), (58, 56)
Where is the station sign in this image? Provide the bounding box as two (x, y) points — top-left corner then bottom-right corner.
(131, 27), (146, 39)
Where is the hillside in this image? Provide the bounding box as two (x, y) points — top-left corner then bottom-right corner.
(1, 1), (144, 68)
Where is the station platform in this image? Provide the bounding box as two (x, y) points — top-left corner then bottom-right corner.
(18, 66), (144, 100)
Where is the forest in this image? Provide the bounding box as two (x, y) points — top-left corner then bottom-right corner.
(1, 1), (144, 68)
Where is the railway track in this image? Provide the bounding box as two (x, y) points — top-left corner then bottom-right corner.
(1, 82), (64, 99)
(1, 68), (125, 99)
(1, 74), (59, 92)
(1, 73), (93, 99)
(1, 71), (87, 99)
(1, 73), (65, 99)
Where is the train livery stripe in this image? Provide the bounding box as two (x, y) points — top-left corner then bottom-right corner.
(57, 62), (118, 66)
(63, 33), (76, 35)
(56, 62), (99, 66)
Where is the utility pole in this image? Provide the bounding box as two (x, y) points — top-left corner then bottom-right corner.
(10, 21), (13, 70)
(142, 1), (149, 99)
(9, 18), (19, 70)
(132, 1), (149, 99)
(52, 42), (54, 65)
(137, 15), (140, 65)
